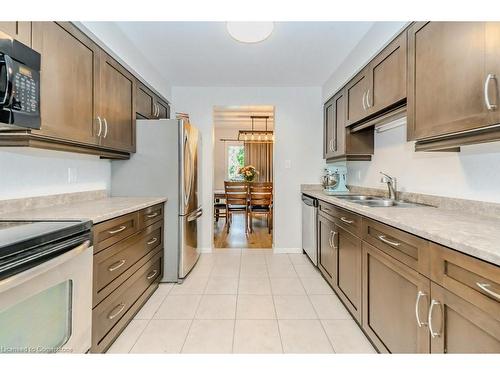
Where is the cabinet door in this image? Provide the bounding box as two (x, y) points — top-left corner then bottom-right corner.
(362, 242), (431, 353)
(136, 84), (154, 119)
(99, 52), (135, 152)
(0, 22), (32, 46)
(407, 22), (489, 140)
(323, 98), (335, 159)
(367, 32), (406, 115)
(336, 225), (361, 321)
(318, 213), (337, 286)
(429, 282), (500, 353)
(31, 22), (99, 145)
(346, 68), (370, 126)
(156, 100), (170, 119)
(485, 22), (500, 126)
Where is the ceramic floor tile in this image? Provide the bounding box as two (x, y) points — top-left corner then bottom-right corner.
(273, 295), (318, 319)
(189, 262), (214, 278)
(279, 320), (333, 353)
(267, 263), (297, 278)
(240, 263), (268, 278)
(309, 295), (351, 319)
(195, 294), (237, 319)
(156, 283), (175, 295)
(238, 277), (272, 295)
(265, 254), (292, 267)
(170, 276), (208, 295)
(270, 277), (306, 295)
(130, 320), (192, 353)
(154, 294), (202, 319)
(294, 264), (322, 278)
(236, 295), (276, 319)
(322, 320), (376, 353)
(233, 320), (282, 353)
(205, 277), (239, 294)
(134, 288), (169, 320)
(182, 319), (234, 353)
(211, 263), (240, 277)
(106, 319), (148, 353)
(288, 253), (312, 265)
(300, 277), (334, 295)
(240, 254), (267, 265)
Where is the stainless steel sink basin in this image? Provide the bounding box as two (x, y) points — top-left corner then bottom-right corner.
(332, 195), (431, 208)
(332, 195), (382, 201)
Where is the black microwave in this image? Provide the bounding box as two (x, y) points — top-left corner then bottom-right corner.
(0, 31), (40, 130)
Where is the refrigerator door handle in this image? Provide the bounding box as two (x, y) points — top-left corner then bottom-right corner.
(187, 208), (203, 222)
(183, 132), (193, 209)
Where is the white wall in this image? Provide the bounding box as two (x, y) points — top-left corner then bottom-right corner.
(322, 21), (500, 204)
(0, 148), (110, 200)
(172, 86), (323, 252)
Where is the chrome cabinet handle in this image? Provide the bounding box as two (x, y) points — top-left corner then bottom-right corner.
(332, 231), (338, 249)
(362, 91), (367, 110)
(322, 206), (332, 213)
(147, 269), (159, 280)
(484, 73), (497, 111)
(366, 88), (371, 108)
(428, 299), (441, 338)
(146, 212), (159, 219)
(476, 282), (500, 301)
(340, 217), (354, 224)
(103, 118), (109, 138)
(108, 225), (127, 234)
(415, 291), (428, 327)
(108, 303), (126, 320)
(147, 237), (158, 245)
(108, 259), (126, 272)
(378, 235), (401, 247)
(97, 116), (103, 137)
(328, 230), (334, 248)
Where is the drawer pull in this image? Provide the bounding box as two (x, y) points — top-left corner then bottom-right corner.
(108, 303), (126, 320)
(146, 212), (159, 219)
(147, 269), (159, 280)
(476, 282), (500, 301)
(340, 217), (354, 224)
(322, 206), (332, 212)
(147, 237), (158, 245)
(108, 259), (126, 272)
(378, 235), (401, 247)
(108, 225), (127, 234)
(428, 299), (442, 338)
(415, 291), (428, 327)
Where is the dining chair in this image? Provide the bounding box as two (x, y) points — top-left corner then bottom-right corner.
(224, 181), (249, 234)
(248, 182), (273, 234)
(214, 195), (227, 224)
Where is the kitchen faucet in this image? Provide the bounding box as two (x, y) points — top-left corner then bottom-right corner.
(380, 172), (397, 200)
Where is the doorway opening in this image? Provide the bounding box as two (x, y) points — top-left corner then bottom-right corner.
(212, 105), (275, 249)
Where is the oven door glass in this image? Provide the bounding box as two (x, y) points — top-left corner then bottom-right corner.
(0, 280), (73, 353)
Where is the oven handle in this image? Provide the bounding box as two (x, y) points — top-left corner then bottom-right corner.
(0, 240), (91, 293)
(0, 54), (13, 107)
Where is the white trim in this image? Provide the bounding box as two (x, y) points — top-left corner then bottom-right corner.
(199, 247), (213, 253)
(272, 247), (302, 254)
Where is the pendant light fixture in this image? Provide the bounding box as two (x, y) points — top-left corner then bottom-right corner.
(238, 115), (274, 144)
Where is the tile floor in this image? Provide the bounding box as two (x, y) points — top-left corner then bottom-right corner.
(108, 249), (376, 354)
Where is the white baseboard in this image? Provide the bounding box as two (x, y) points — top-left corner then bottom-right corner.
(272, 247), (302, 254)
(199, 247), (213, 253)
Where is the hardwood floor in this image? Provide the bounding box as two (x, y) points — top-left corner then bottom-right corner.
(213, 212), (273, 249)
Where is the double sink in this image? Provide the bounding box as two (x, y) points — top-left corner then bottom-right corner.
(331, 195), (430, 208)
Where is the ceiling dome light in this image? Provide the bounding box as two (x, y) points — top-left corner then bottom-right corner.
(226, 22), (274, 43)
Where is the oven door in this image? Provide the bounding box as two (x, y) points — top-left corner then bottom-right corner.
(0, 241), (92, 354)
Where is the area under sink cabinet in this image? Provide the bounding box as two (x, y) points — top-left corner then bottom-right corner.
(315, 198), (500, 353)
(90, 203), (164, 353)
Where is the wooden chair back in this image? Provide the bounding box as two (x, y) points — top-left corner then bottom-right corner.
(224, 181), (249, 207)
(249, 182), (273, 208)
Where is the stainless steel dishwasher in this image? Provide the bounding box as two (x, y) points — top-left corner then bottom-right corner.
(301, 194), (318, 266)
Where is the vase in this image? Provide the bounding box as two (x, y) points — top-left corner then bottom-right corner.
(244, 175), (255, 182)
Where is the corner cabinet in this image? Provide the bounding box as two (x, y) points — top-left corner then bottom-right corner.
(135, 82), (171, 120)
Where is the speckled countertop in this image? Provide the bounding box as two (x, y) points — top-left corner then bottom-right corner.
(0, 196), (167, 224)
(303, 189), (500, 266)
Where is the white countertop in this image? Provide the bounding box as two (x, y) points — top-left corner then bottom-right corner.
(0, 196), (167, 224)
(303, 190), (500, 266)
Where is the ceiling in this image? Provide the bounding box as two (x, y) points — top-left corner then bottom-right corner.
(114, 22), (374, 87)
(214, 105), (274, 130)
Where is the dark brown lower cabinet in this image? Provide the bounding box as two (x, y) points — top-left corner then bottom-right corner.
(318, 212), (337, 286)
(362, 242), (430, 353)
(428, 282), (500, 353)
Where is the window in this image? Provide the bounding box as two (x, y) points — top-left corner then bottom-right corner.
(227, 145), (244, 180)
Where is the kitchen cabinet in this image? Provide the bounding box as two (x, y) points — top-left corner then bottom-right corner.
(0, 21), (32, 46)
(136, 83), (155, 119)
(318, 212), (337, 286)
(156, 99), (170, 119)
(407, 22), (500, 149)
(98, 51), (135, 152)
(362, 242), (430, 353)
(346, 68), (370, 126)
(31, 22), (99, 146)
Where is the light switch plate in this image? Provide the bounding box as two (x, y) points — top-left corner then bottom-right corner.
(284, 160), (291, 169)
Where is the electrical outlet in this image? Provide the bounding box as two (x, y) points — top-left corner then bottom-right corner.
(67, 167), (77, 184)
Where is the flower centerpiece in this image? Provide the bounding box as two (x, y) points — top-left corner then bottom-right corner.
(238, 165), (259, 182)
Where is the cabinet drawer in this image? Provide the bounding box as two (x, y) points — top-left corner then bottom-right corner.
(319, 201), (362, 236)
(139, 203), (164, 229)
(93, 212), (139, 254)
(430, 243), (500, 319)
(92, 251), (163, 351)
(93, 221), (163, 304)
(362, 218), (430, 276)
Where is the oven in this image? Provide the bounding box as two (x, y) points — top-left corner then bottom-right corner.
(0, 221), (92, 354)
(0, 31), (40, 130)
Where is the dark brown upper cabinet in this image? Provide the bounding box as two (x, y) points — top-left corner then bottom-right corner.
(98, 52), (135, 152)
(136, 83), (155, 119)
(0, 21), (32, 46)
(323, 89), (373, 161)
(156, 99), (170, 119)
(31, 22), (99, 146)
(346, 67), (371, 126)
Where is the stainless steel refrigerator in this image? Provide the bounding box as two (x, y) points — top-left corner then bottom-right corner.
(111, 119), (202, 282)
